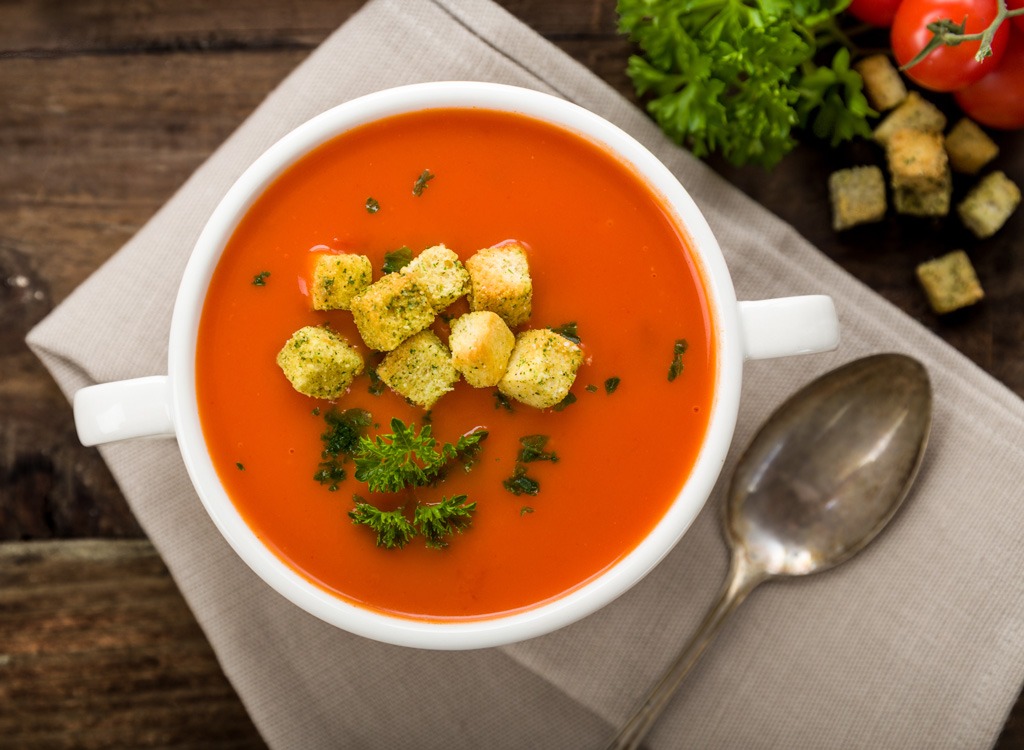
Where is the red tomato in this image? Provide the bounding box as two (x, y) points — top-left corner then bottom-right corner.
(847, 0), (904, 26)
(1009, 0), (1024, 33)
(892, 0), (1009, 91)
(954, 26), (1024, 128)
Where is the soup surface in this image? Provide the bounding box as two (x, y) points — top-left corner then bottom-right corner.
(196, 108), (715, 621)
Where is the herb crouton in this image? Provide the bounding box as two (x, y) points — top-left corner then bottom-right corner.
(276, 326), (364, 400)
(887, 130), (952, 217)
(449, 311), (515, 388)
(375, 330), (459, 409)
(873, 92), (947, 146)
(498, 329), (583, 409)
(465, 242), (533, 327)
(828, 166), (886, 230)
(400, 244), (470, 312)
(854, 54), (907, 112)
(944, 119), (999, 175)
(957, 170), (1021, 238)
(916, 250), (984, 314)
(311, 253), (372, 311)
(350, 272), (436, 351)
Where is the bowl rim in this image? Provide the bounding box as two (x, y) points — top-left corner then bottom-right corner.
(167, 81), (743, 649)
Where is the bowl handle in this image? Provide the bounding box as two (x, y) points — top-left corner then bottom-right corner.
(738, 295), (840, 360)
(73, 376), (175, 447)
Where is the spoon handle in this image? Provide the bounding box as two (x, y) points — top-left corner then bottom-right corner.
(605, 552), (766, 750)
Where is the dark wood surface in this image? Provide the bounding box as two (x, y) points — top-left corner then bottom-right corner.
(1, 1), (1021, 747)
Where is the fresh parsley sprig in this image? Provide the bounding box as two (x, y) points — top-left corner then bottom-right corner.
(618, 0), (875, 168)
(349, 494), (477, 550)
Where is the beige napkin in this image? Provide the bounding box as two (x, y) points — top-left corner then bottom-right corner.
(27, 0), (1024, 747)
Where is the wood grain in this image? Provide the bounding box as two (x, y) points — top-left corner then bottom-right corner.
(1, 0), (1022, 746)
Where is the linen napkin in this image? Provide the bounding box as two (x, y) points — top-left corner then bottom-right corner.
(27, 0), (1024, 747)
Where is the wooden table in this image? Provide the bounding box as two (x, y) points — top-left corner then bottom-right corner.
(2, 1), (1021, 746)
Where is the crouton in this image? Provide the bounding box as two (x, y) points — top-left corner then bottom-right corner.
(873, 92), (947, 146)
(465, 242), (533, 327)
(957, 170), (1021, 238)
(916, 250), (984, 314)
(449, 311), (515, 388)
(350, 272), (436, 351)
(854, 54), (907, 112)
(276, 326), (364, 400)
(400, 243), (470, 311)
(944, 118), (999, 175)
(887, 130), (949, 191)
(311, 253), (372, 311)
(893, 179), (952, 217)
(375, 330), (458, 409)
(498, 329), (583, 409)
(828, 166), (887, 230)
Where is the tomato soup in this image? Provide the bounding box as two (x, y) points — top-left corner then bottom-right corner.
(195, 108), (715, 621)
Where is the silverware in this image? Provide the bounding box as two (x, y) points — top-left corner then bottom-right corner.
(608, 353), (932, 749)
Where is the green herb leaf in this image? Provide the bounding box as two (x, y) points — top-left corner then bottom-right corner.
(349, 498), (416, 549)
(604, 376), (621, 394)
(667, 339), (688, 382)
(552, 392), (577, 412)
(321, 408), (373, 459)
(494, 391), (514, 412)
(520, 506), (535, 516)
(235, 462), (245, 471)
(503, 465), (540, 496)
(585, 384), (599, 393)
(550, 322), (581, 344)
(412, 169), (435, 196)
(367, 368), (386, 396)
(413, 495), (476, 549)
(366, 197), (380, 214)
(382, 246), (413, 274)
(517, 434), (558, 464)
(251, 271), (270, 286)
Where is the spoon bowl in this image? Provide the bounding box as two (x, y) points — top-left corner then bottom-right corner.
(609, 353), (932, 749)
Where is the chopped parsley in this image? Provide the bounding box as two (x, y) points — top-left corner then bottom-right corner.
(503, 465), (540, 496)
(517, 434), (558, 464)
(585, 384), (599, 393)
(315, 408), (372, 492)
(494, 391), (514, 412)
(235, 462), (245, 471)
(552, 392), (577, 412)
(668, 339), (688, 382)
(550, 322), (581, 345)
(520, 506), (535, 516)
(382, 246), (413, 274)
(311, 407), (320, 416)
(251, 271), (270, 286)
(365, 197), (380, 214)
(367, 368), (386, 396)
(412, 169), (435, 196)
(349, 494), (477, 550)
(605, 376), (621, 394)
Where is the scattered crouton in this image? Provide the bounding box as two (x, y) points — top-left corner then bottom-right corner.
(311, 253), (372, 311)
(893, 179), (952, 217)
(276, 326), (364, 400)
(498, 329), (583, 409)
(350, 272), (436, 351)
(854, 54), (907, 112)
(828, 166), (887, 230)
(873, 92), (947, 146)
(886, 130), (949, 191)
(449, 311), (515, 388)
(465, 242), (533, 327)
(916, 250), (984, 314)
(400, 243), (470, 311)
(957, 170), (1021, 238)
(375, 330), (458, 409)
(944, 119), (999, 175)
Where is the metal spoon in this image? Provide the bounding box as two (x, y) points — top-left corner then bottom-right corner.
(608, 353), (932, 750)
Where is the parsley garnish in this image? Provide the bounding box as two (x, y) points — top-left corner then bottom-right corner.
(552, 392), (577, 412)
(382, 246), (413, 274)
(366, 197), (380, 214)
(503, 465), (540, 496)
(585, 384), (598, 393)
(414, 495), (476, 549)
(517, 435), (558, 464)
(550, 322), (581, 345)
(494, 391), (514, 412)
(353, 418), (487, 493)
(251, 271), (270, 286)
(668, 339), (688, 382)
(521, 506), (535, 516)
(315, 408), (372, 491)
(412, 169), (434, 196)
(235, 462), (245, 471)
(349, 498), (416, 549)
(311, 407), (320, 416)
(605, 376), (621, 394)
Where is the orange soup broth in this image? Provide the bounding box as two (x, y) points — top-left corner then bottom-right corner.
(196, 108), (715, 621)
